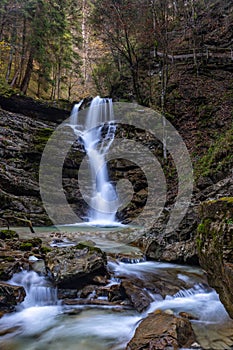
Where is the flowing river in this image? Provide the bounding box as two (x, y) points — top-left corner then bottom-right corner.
(1, 258), (233, 350)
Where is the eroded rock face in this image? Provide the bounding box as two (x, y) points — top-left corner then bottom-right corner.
(45, 244), (108, 289)
(197, 197), (233, 318)
(126, 310), (196, 350)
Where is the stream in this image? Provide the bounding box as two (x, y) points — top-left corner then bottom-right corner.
(1, 259), (233, 350)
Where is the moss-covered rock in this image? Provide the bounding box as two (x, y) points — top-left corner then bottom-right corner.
(19, 242), (33, 251)
(197, 197), (233, 318)
(195, 127), (233, 181)
(0, 230), (18, 240)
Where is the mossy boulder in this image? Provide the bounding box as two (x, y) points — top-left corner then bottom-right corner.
(0, 230), (18, 240)
(197, 197), (233, 318)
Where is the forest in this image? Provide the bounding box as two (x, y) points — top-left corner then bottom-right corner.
(0, 1), (233, 350)
(0, 0), (232, 105)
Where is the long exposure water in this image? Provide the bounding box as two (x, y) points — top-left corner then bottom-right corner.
(1, 260), (233, 350)
(69, 96), (119, 226)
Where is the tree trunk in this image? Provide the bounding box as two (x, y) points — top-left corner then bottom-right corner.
(5, 46), (14, 83)
(18, 16), (27, 86)
(20, 50), (34, 94)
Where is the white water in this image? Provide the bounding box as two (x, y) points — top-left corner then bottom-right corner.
(70, 96), (119, 226)
(9, 270), (57, 307)
(1, 262), (233, 350)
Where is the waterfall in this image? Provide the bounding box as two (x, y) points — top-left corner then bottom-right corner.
(70, 96), (118, 225)
(9, 270), (57, 307)
(70, 99), (83, 126)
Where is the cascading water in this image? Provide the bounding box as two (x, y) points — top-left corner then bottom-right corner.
(9, 270), (57, 307)
(70, 96), (118, 225)
(1, 261), (233, 350)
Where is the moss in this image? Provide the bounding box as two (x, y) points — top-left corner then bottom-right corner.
(197, 218), (212, 235)
(33, 127), (54, 152)
(0, 230), (19, 240)
(26, 238), (42, 247)
(75, 243), (102, 254)
(40, 246), (52, 254)
(194, 127), (233, 179)
(196, 236), (203, 252)
(2, 256), (15, 262)
(19, 242), (33, 251)
(197, 223), (205, 235)
(219, 197), (233, 203)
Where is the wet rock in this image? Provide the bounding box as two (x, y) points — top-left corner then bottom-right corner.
(57, 289), (78, 299)
(108, 283), (123, 303)
(79, 285), (96, 298)
(63, 298), (131, 309)
(109, 250), (146, 264)
(0, 282), (26, 313)
(121, 280), (153, 312)
(0, 261), (22, 281)
(45, 244), (108, 289)
(126, 310), (196, 350)
(0, 94), (70, 123)
(197, 197), (233, 318)
(179, 311), (199, 320)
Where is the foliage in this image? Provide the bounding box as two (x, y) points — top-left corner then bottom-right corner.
(0, 0), (82, 99)
(0, 79), (19, 96)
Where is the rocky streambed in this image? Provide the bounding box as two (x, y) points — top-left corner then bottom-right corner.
(0, 227), (233, 350)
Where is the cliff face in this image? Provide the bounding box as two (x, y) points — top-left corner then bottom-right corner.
(0, 108), (54, 226)
(197, 198), (233, 318)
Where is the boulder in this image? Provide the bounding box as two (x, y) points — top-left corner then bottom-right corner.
(197, 197), (233, 318)
(0, 261), (22, 281)
(121, 280), (153, 312)
(45, 244), (108, 289)
(126, 310), (196, 350)
(0, 282), (26, 313)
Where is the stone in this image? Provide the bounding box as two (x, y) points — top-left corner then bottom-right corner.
(0, 261), (22, 281)
(121, 280), (153, 312)
(179, 311), (199, 320)
(45, 244), (108, 289)
(0, 282), (26, 313)
(197, 197), (233, 318)
(126, 310), (196, 350)
(79, 285), (96, 298)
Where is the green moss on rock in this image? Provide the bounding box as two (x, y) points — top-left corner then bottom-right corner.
(19, 242), (33, 251)
(40, 246), (52, 254)
(195, 127), (233, 180)
(0, 230), (19, 240)
(33, 127), (54, 152)
(197, 197), (233, 318)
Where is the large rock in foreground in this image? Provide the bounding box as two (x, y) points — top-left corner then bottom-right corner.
(126, 310), (196, 350)
(197, 197), (233, 318)
(46, 244), (108, 289)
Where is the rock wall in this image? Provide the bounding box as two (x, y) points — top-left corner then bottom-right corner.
(197, 197), (233, 318)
